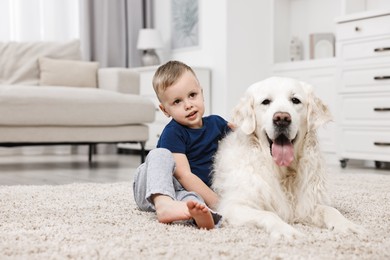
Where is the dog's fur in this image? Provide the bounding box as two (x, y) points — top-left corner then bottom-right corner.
(212, 77), (362, 239)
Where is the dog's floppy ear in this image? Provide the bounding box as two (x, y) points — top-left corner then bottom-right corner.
(300, 81), (332, 131)
(231, 93), (256, 135)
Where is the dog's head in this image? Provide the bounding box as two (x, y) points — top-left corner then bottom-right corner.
(232, 77), (331, 167)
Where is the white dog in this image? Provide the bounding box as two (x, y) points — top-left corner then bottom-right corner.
(212, 77), (362, 239)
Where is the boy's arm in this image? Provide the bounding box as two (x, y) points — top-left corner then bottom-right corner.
(172, 153), (219, 210)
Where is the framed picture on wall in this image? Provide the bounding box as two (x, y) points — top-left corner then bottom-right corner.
(309, 33), (335, 59)
(171, 0), (199, 50)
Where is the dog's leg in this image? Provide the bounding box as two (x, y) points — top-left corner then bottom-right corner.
(224, 205), (303, 240)
(311, 204), (365, 234)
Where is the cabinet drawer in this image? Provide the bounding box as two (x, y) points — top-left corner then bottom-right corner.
(340, 38), (390, 61)
(340, 94), (390, 126)
(340, 66), (390, 93)
(337, 15), (390, 41)
(339, 128), (390, 160)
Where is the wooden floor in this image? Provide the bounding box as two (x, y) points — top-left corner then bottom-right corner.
(0, 151), (389, 186)
(0, 153), (141, 186)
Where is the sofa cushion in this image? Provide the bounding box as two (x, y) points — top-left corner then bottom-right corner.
(39, 57), (99, 88)
(0, 85), (155, 126)
(0, 40), (81, 85)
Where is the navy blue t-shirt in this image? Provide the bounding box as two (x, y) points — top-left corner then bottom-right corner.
(157, 115), (230, 187)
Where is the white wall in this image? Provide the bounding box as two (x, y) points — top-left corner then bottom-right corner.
(153, 0), (272, 119)
(225, 0), (272, 113)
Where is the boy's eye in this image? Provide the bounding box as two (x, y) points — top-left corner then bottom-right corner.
(189, 92), (197, 98)
(173, 99), (181, 105)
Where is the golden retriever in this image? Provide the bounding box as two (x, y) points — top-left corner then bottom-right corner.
(212, 77), (363, 239)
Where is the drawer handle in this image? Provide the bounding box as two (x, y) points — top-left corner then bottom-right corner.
(374, 142), (390, 146)
(374, 76), (390, 80)
(374, 108), (390, 112)
(374, 47), (390, 52)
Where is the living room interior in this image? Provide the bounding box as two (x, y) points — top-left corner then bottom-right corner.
(0, 0), (389, 259)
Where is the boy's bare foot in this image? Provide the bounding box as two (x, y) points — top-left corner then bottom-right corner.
(153, 195), (191, 223)
(186, 201), (214, 230)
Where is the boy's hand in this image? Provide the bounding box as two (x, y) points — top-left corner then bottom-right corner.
(173, 153), (219, 208)
(228, 122), (237, 131)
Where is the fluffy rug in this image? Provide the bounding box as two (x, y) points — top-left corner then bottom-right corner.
(0, 172), (389, 259)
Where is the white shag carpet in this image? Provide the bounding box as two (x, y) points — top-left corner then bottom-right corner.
(0, 172), (389, 260)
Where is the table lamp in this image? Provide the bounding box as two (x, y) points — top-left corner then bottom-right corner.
(137, 28), (163, 66)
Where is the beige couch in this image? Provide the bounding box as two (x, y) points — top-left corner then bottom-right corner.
(0, 40), (155, 163)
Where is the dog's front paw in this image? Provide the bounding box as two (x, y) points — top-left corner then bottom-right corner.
(321, 205), (367, 236)
(328, 218), (366, 235)
(270, 222), (303, 240)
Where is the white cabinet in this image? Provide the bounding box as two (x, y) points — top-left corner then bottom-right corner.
(121, 66), (211, 151)
(336, 11), (390, 168)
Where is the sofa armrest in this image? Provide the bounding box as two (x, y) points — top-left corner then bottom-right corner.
(98, 68), (140, 94)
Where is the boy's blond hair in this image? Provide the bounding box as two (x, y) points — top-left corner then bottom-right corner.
(153, 60), (198, 101)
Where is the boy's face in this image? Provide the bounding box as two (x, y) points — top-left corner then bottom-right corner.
(159, 71), (205, 129)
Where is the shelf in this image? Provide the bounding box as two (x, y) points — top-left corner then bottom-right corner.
(335, 9), (390, 23)
(272, 0), (390, 64)
(273, 58), (337, 72)
(273, 0), (340, 63)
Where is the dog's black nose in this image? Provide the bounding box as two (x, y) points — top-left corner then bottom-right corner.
(273, 112), (291, 127)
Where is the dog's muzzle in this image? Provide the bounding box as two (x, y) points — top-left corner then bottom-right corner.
(268, 112), (295, 167)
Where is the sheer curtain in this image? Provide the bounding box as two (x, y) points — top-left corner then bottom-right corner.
(0, 0), (79, 42)
(79, 0), (143, 67)
(1, 0), (144, 67)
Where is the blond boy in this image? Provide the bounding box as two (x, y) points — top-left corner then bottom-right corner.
(133, 61), (230, 229)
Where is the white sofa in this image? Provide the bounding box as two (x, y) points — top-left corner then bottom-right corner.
(0, 40), (155, 163)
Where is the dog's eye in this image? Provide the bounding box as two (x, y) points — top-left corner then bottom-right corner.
(261, 99), (271, 105)
(291, 98), (301, 104)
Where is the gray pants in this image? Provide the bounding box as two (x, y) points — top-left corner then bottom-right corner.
(132, 148), (222, 226)
(133, 148), (205, 211)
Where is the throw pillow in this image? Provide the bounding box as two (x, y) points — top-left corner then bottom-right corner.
(39, 57), (99, 88)
(0, 40), (81, 85)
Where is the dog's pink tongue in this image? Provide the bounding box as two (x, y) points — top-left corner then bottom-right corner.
(272, 142), (294, 166)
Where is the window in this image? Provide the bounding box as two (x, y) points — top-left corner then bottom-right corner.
(0, 0), (79, 41)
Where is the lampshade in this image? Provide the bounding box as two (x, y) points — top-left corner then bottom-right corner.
(137, 29), (163, 50)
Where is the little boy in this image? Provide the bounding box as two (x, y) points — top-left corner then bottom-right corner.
(133, 60), (231, 229)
